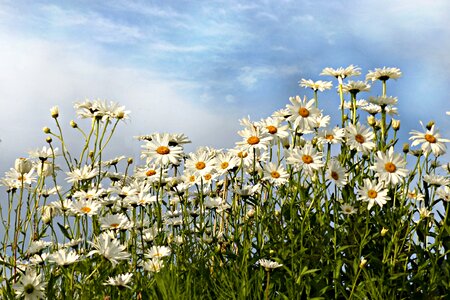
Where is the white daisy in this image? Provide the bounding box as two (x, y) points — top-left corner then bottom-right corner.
(66, 165), (98, 183)
(341, 204), (358, 215)
(342, 81), (371, 94)
(215, 151), (240, 175)
(141, 133), (184, 165)
(236, 127), (273, 152)
(409, 124), (450, 156)
(371, 147), (408, 185)
(299, 79), (333, 92)
(366, 67), (402, 82)
(357, 179), (390, 210)
(320, 65), (361, 81)
(145, 245), (171, 259)
(317, 127), (345, 145)
(143, 258), (164, 273)
(327, 159), (347, 187)
(257, 258), (283, 270)
(47, 249), (80, 266)
(88, 232), (131, 267)
(286, 144), (325, 175)
(437, 186), (450, 202)
(345, 123), (376, 153)
(13, 269), (47, 300)
(99, 213), (133, 230)
(104, 273), (133, 289)
(262, 163), (289, 186)
(286, 95), (321, 132)
(368, 96), (398, 106)
(70, 199), (102, 217)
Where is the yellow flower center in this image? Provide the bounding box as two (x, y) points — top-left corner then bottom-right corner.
(221, 162), (229, 169)
(266, 125), (278, 134)
(325, 134), (334, 141)
(331, 171), (339, 181)
(238, 151), (248, 158)
(189, 175), (196, 182)
(271, 171), (281, 178)
(384, 162), (397, 173)
(298, 107), (310, 117)
(368, 190), (378, 199)
(110, 223), (120, 228)
(302, 155), (313, 164)
(195, 162), (206, 170)
(204, 174), (212, 180)
(81, 206), (91, 213)
(146, 169), (157, 176)
(156, 146), (170, 155)
(424, 134), (437, 143)
(355, 134), (365, 144)
(247, 136), (260, 145)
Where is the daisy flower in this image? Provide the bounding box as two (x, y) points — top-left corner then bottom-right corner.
(357, 179), (390, 210)
(409, 124), (450, 156)
(5, 168), (36, 185)
(257, 259), (283, 271)
(341, 99), (369, 110)
(13, 269), (47, 300)
(371, 147), (408, 185)
(236, 127), (272, 152)
(29, 146), (58, 162)
(368, 96), (398, 107)
(145, 245), (171, 259)
(423, 174), (450, 186)
(47, 249), (80, 266)
(317, 127), (345, 145)
(141, 133), (184, 165)
(327, 160), (347, 187)
(437, 186), (450, 202)
(71, 199), (102, 217)
(134, 164), (167, 183)
(126, 191), (157, 207)
(342, 81), (371, 94)
(66, 166), (98, 183)
(299, 79), (333, 92)
(286, 144), (325, 175)
(366, 67), (402, 82)
(104, 273), (133, 289)
(345, 123), (376, 153)
(99, 213), (133, 230)
(320, 65), (361, 82)
(215, 151), (240, 175)
(185, 150), (216, 176)
(341, 204), (358, 215)
(15, 157), (33, 174)
(286, 95), (321, 132)
(257, 117), (290, 140)
(143, 258), (164, 273)
(262, 163), (289, 186)
(88, 233), (131, 267)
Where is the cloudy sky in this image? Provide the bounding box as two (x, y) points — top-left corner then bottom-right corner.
(0, 0), (449, 175)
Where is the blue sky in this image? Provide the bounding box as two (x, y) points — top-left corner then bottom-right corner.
(0, 0), (450, 173)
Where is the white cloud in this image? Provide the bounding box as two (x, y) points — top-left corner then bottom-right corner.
(0, 33), (241, 175)
(238, 65), (301, 88)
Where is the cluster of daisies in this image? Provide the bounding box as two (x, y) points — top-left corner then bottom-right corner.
(2, 66), (450, 299)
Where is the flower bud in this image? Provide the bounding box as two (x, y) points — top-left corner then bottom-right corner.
(37, 162), (53, 177)
(46, 137), (52, 143)
(50, 106), (59, 118)
(43, 127), (51, 134)
(392, 119), (400, 131)
(402, 143), (409, 154)
(70, 120), (78, 128)
(359, 257), (368, 269)
(42, 206), (55, 224)
(426, 121), (435, 130)
(127, 158), (134, 165)
(15, 157), (33, 174)
(381, 227), (388, 237)
(367, 115), (376, 127)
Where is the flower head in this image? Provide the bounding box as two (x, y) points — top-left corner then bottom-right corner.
(299, 79), (333, 92)
(371, 147), (408, 185)
(366, 67), (402, 82)
(13, 269), (47, 300)
(357, 179), (390, 210)
(409, 123), (450, 156)
(88, 232), (131, 267)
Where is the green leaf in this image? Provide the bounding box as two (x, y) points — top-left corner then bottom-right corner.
(57, 222), (73, 240)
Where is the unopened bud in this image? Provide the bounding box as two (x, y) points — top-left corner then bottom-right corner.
(43, 127), (51, 134)
(402, 143), (409, 154)
(88, 151), (94, 159)
(246, 209), (255, 219)
(50, 106), (59, 118)
(367, 115), (376, 127)
(343, 114), (348, 121)
(46, 137), (52, 143)
(359, 257), (368, 269)
(426, 121), (435, 130)
(70, 120), (78, 128)
(381, 227), (388, 237)
(127, 158), (133, 165)
(392, 119), (400, 131)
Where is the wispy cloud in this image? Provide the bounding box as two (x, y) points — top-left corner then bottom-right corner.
(238, 65), (301, 88)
